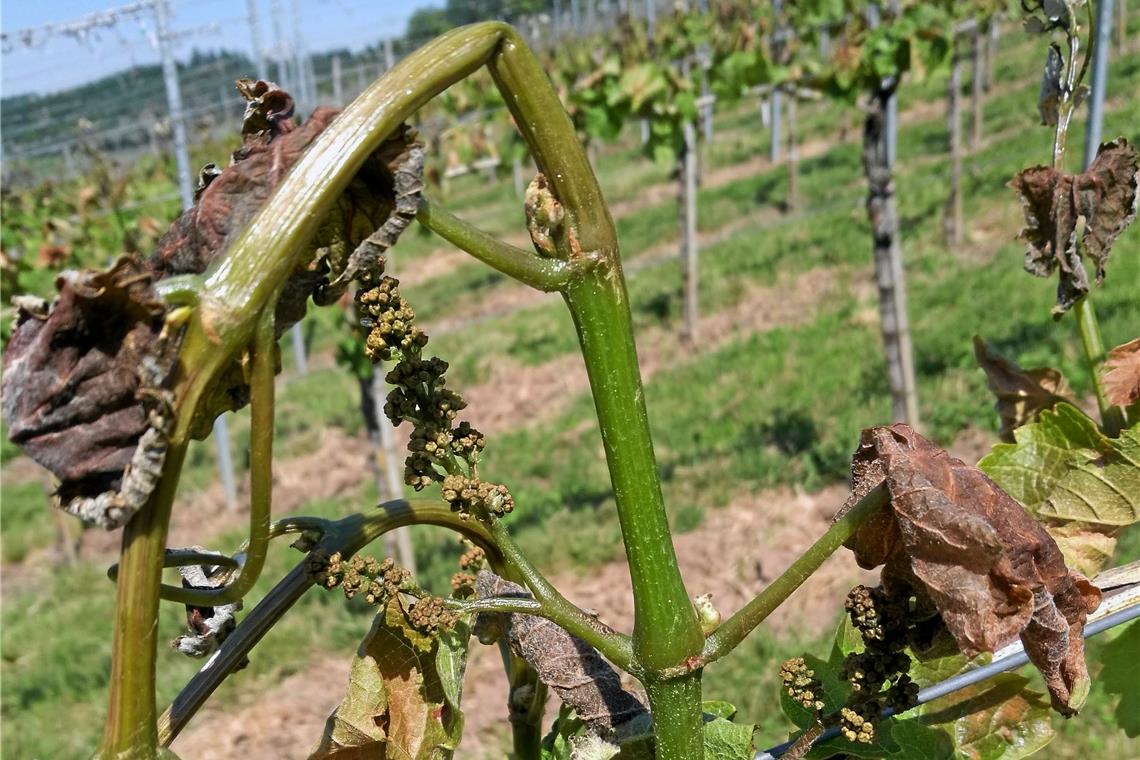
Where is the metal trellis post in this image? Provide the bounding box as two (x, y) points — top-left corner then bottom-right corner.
(1084, 0), (1115, 167)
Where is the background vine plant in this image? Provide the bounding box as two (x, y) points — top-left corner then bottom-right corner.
(1, 6), (1138, 760)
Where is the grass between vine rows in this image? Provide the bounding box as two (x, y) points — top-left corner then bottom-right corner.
(2, 22), (1139, 759)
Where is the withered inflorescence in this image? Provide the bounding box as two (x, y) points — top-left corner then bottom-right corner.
(354, 264), (513, 523)
(834, 584), (927, 743)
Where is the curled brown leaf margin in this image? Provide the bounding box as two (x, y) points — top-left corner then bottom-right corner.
(1008, 138), (1139, 316)
(836, 424), (1101, 715)
(1, 80), (420, 528)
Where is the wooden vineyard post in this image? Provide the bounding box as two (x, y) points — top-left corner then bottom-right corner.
(945, 32), (964, 246)
(971, 19), (985, 150)
(679, 118), (699, 345)
(864, 86), (920, 426)
(786, 89), (799, 213)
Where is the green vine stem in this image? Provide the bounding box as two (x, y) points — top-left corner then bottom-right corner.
(1074, 298), (1126, 435)
(503, 643), (549, 759)
(166, 307), (276, 606)
(98, 441), (188, 759)
(692, 483), (889, 670)
(416, 196), (577, 291)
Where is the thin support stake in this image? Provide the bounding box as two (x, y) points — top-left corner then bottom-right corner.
(1083, 0), (1115, 163)
(680, 119), (699, 344)
(290, 321), (307, 375)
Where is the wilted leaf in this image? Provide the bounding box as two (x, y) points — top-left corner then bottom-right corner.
(1103, 338), (1140, 408)
(310, 598), (467, 759)
(1046, 521), (1118, 578)
(973, 337), (1073, 442)
(1008, 138), (1140, 315)
(919, 673), (1054, 760)
(839, 424), (1101, 714)
(1095, 621), (1140, 737)
(474, 572), (647, 735)
(3, 82), (421, 527)
(0, 256), (174, 527)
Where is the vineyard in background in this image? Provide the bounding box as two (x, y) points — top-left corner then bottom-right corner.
(2, 1), (1139, 758)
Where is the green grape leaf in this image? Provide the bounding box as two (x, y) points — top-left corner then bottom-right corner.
(702, 716), (756, 760)
(309, 600), (465, 759)
(804, 716), (954, 760)
(980, 407), (1140, 529)
(541, 704), (586, 760)
(702, 700), (739, 720)
(919, 674), (1054, 760)
(435, 617), (471, 717)
(1096, 621), (1140, 737)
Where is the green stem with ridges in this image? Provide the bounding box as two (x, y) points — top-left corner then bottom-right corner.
(162, 308), (276, 606)
(1074, 296), (1126, 436)
(416, 196), (576, 291)
(97, 441), (187, 760)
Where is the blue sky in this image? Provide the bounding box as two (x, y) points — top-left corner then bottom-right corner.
(1, 0), (439, 97)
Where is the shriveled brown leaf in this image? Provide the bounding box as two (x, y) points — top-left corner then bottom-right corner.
(1102, 337), (1140, 408)
(1, 256), (171, 519)
(310, 599), (465, 759)
(973, 336), (1073, 442)
(839, 424), (1102, 715)
(474, 572), (648, 736)
(1008, 138), (1140, 315)
(3, 82), (423, 528)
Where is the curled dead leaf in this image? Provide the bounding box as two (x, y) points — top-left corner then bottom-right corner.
(1008, 138), (1140, 316)
(1103, 337), (1140, 408)
(838, 424), (1101, 715)
(973, 336), (1073, 442)
(1, 257), (175, 527)
(2, 82), (422, 528)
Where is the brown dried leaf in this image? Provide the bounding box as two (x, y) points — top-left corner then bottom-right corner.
(310, 598), (464, 759)
(973, 336), (1073, 442)
(3, 82), (421, 528)
(474, 572), (648, 736)
(1, 257), (171, 518)
(235, 78), (296, 137)
(840, 424), (1102, 715)
(1008, 138), (1140, 315)
(1102, 337), (1140, 408)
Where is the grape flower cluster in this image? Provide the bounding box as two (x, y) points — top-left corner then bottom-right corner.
(834, 584), (924, 744)
(354, 266), (514, 523)
(307, 550), (461, 634)
(780, 657), (825, 713)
